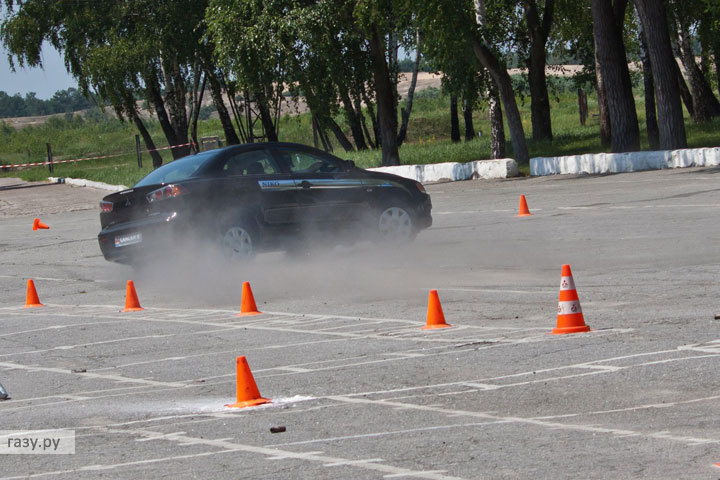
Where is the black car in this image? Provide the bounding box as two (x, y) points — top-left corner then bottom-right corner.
(98, 142), (432, 264)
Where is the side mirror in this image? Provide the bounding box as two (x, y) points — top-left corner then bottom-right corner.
(345, 160), (356, 171)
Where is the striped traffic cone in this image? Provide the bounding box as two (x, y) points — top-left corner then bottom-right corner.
(552, 264), (590, 334)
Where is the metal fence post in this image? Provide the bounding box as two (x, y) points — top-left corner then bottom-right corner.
(46, 143), (53, 174)
(135, 135), (142, 168)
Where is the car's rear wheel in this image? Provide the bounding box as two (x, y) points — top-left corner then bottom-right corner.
(377, 205), (415, 242)
(221, 225), (255, 261)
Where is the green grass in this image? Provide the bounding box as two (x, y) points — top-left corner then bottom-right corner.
(2, 87), (720, 187)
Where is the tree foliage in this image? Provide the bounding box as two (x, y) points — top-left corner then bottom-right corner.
(3, 0), (720, 164)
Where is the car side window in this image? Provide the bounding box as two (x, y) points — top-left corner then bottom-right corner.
(282, 151), (341, 174)
(222, 150), (277, 176)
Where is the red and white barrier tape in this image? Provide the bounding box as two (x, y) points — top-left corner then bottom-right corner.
(0, 152), (125, 169)
(0, 141), (197, 170)
(144, 141), (195, 154)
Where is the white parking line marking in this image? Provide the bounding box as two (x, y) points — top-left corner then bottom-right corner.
(0, 275), (110, 283)
(0, 306), (549, 345)
(0, 320), (125, 338)
(266, 421), (510, 448)
(436, 287), (554, 296)
(0, 334), (177, 358)
(0, 361), (189, 388)
(327, 396), (720, 447)
(48, 427), (465, 480)
(341, 348), (708, 397)
(534, 394), (720, 420)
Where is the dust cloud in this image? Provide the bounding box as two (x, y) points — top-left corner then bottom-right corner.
(113, 230), (448, 312)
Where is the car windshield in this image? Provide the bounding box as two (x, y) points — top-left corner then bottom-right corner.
(134, 152), (214, 187)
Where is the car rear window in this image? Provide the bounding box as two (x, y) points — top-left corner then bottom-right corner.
(134, 152), (214, 187)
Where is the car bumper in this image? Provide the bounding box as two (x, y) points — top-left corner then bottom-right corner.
(97, 212), (181, 264)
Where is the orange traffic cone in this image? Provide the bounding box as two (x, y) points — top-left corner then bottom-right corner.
(225, 356), (271, 408)
(552, 264), (590, 334)
(237, 281), (261, 316)
(517, 195), (532, 217)
(122, 280), (144, 312)
(422, 289), (452, 330)
(24, 279), (44, 308)
(32, 218), (50, 230)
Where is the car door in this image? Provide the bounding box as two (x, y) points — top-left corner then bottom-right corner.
(271, 146), (366, 224)
(218, 147), (298, 227)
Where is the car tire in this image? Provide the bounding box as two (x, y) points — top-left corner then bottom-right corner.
(376, 203), (416, 243)
(220, 218), (257, 262)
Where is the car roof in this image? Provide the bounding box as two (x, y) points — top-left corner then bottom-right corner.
(212, 142), (333, 156)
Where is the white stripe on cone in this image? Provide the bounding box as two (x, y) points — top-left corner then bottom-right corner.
(558, 300), (582, 314)
(559, 276), (576, 291)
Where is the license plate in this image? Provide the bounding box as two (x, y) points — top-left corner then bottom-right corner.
(115, 232), (142, 248)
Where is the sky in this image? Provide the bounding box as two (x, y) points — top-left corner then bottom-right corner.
(1, 43), (78, 99)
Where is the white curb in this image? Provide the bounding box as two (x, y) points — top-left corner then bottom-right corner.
(531, 147), (720, 176)
(368, 158), (518, 183)
(48, 177), (129, 192)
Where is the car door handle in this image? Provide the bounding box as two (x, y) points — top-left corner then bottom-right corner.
(299, 180), (312, 189)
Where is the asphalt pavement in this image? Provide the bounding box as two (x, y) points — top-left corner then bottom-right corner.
(0, 168), (719, 479)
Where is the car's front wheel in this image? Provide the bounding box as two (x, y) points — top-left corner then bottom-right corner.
(221, 224), (255, 261)
(376, 205), (415, 242)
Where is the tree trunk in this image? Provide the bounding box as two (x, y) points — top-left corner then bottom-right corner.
(674, 61), (695, 117)
(369, 25), (400, 166)
(591, 0), (639, 152)
(311, 115), (320, 149)
(463, 98), (475, 140)
(675, 16), (720, 122)
(207, 70), (241, 145)
(398, 28), (422, 146)
(523, 0), (554, 141)
(189, 70), (206, 152)
(319, 122), (333, 152)
(144, 71), (178, 151)
(488, 85), (505, 159)
(714, 45), (720, 96)
(594, 49), (612, 147)
(637, 15), (659, 150)
(364, 95), (381, 149)
(160, 56), (190, 158)
(340, 91), (366, 150)
(699, 18), (712, 78)
(133, 115), (163, 168)
(634, 0), (687, 149)
(450, 95), (461, 142)
(472, 0), (528, 164)
(356, 95), (376, 149)
(328, 117), (355, 152)
(255, 90), (278, 142)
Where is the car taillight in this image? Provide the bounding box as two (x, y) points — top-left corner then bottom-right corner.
(100, 200), (113, 212)
(146, 184), (186, 203)
(414, 181), (426, 193)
